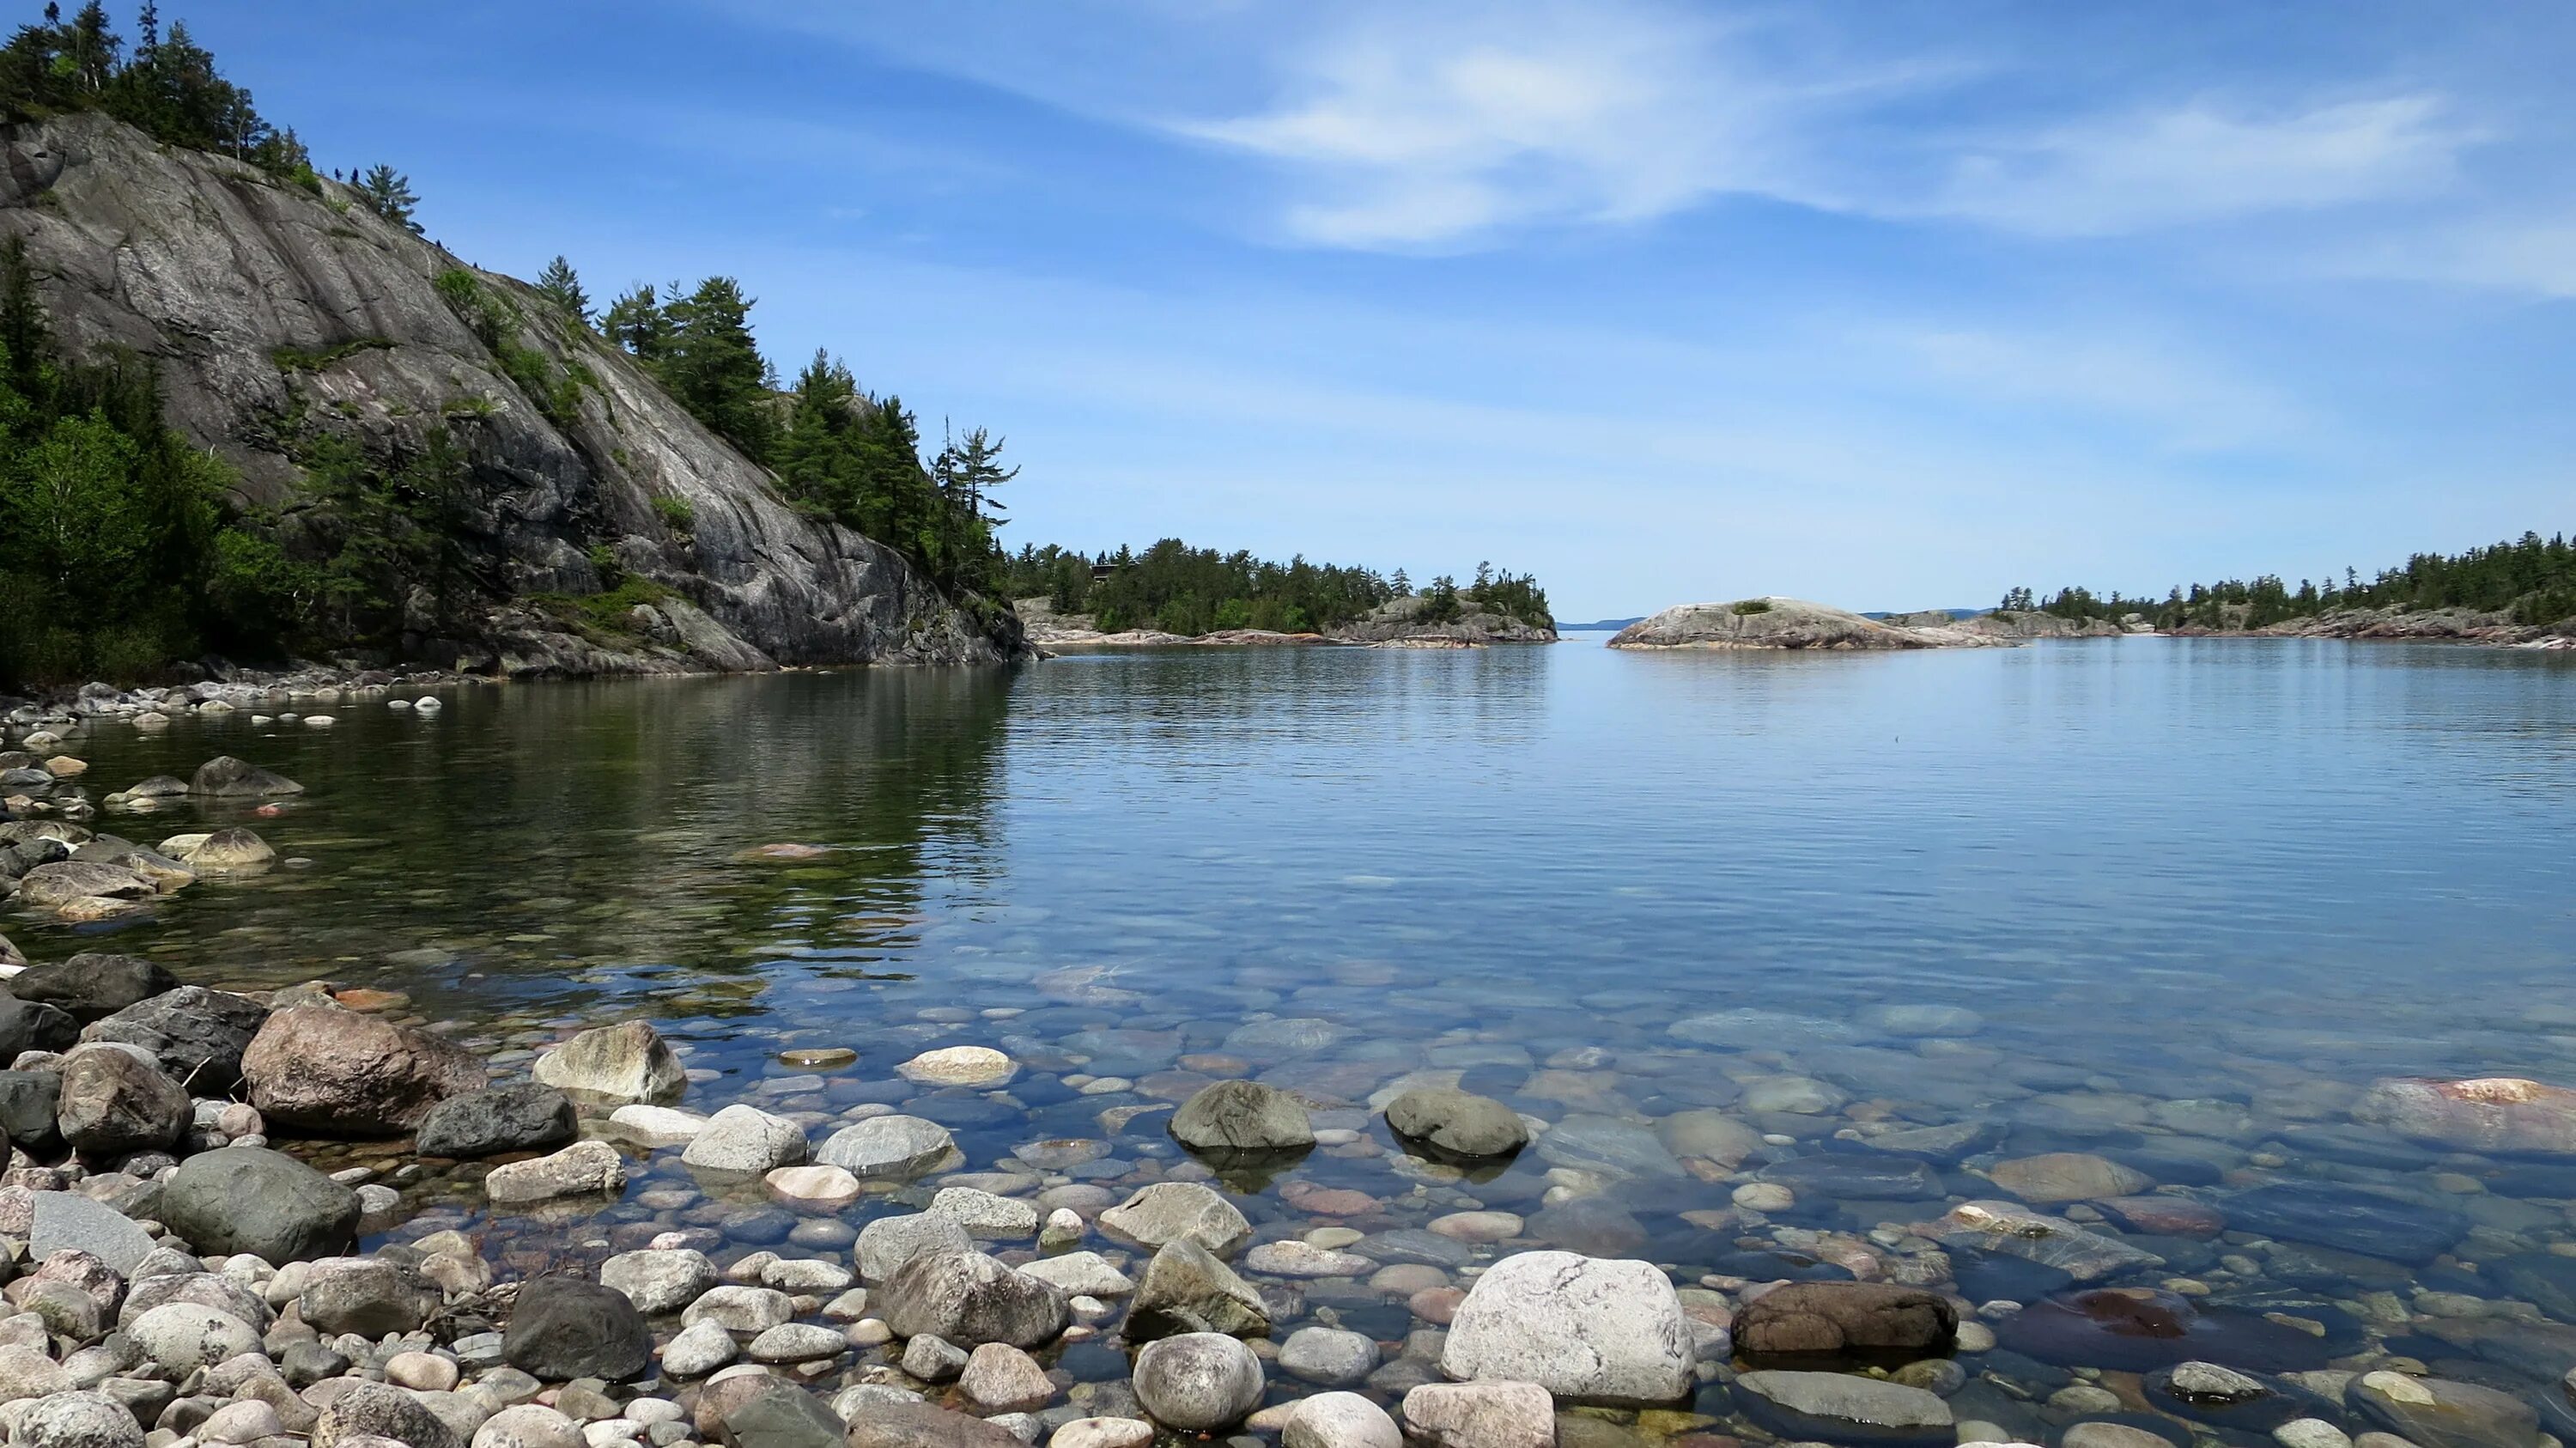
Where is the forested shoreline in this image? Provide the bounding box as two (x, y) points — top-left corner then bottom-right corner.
(1001, 542), (1551, 638)
(1998, 530), (2576, 633)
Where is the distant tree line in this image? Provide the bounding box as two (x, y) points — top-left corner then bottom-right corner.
(999, 542), (1551, 637)
(1998, 531), (2576, 632)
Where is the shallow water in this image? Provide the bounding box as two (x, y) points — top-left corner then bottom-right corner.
(20, 636), (2576, 1433)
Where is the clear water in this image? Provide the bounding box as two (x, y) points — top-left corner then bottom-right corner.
(19, 637), (2576, 1432)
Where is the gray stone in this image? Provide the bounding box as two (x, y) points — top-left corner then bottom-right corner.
(17, 1391), (147, 1448)
(682, 1285), (795, 1334)
(927, 1187), (1041, 1238)
(1127, 1238), (1267, 1341)
(660, 1321), (737, 1378)
(682, 1104), (810, 1173)
(841, 1402), (1024, 1448)
(1131, 1332), (1264, 1431)
(1532, 1115), (1683, 1179)
(959, 1342), (1053, 1413)
(601, 1248), (717, 1315)
(159, 1146), (360, 1263)
(30, 1189), (155, 1275)
(722, 1382), (846, 1448)
(315, 1380), (463, 1448)
(817, 1116), (960, 1180)
(1279, 1325), (1377, 1386)
(856, 1212), (975, 1283)
(7, 954), (178, 1021)
(189, 757), (302, 799)
(902, 1333), (969, 1382)
(299, 1256), (440, 1336)
(483, 1141), (627, 1203)
(878, 1249), (1069, 1349)
(57, 1048), (190, 1154)
(1285, 1393), (1402, 1448)
(1098, 1182), (1252, 1256)
(127, 1301), (261, 1373)
(81, 987), (267, 1093)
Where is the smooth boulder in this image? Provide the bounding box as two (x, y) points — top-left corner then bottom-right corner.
(189, 757), (303, 798)
(1132, 1332), (1265, 1431)
(160, 1146), (360, 1263)
(1127, 1237), (1268, 1341)
(1098, 1181), (1253, 1256)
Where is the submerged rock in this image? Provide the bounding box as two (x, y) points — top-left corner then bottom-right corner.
(189, 757), (303, 798)
(1438, 1250), (1691, 1403)
(1987, 1152), (2152, 1203)
(2347, 1371), (2539, 1448)
(1400, 1384), (1554, 1448)
(1917, 1200), (2164, 1281)
(817, 1114), (961, 1180)
(2224, 1181), (2466, 1264)
(2354, 1077), (2576, 1157)
(1732, 1370), (1955, 1445)
(1735, 1281), (1958, 1362)
(484, 1141), (629, 1202)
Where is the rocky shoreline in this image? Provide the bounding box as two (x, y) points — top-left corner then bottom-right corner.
(6, 748), (2576, 1448)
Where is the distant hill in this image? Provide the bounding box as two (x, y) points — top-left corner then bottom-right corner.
(1860, 608), (1981, 620)
(1557, 618), (1645, 631)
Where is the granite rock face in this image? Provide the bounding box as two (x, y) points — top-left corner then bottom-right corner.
(0, 112), (1020, 674)
(1437, 1250), (1692, 1403)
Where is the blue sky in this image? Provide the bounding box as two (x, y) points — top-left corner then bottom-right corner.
(185, 0), (2573, 618)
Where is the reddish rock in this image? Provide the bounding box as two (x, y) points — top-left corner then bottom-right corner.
(240, 1004), (484, 1135)
(1282, 1182), (1379, 1216)
(1733, 1281), (1957, 1360)
(2093, 1196), (2227, 1240)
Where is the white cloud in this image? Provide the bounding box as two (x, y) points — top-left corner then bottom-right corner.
(1924, 95), (2474, 236)
(1173, 3), (1878, 247)
(1877, 325), (2312, 451)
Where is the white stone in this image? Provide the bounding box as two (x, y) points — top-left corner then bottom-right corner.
(898, 1046), (1016, 1086)
(1437, 1250), (1691, 1403)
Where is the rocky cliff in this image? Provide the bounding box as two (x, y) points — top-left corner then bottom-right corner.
(0, 113), (1020, 674)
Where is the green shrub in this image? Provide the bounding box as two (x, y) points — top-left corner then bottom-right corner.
(653, 495), (695, 532)
(1732, 598), (1773, 615)
(270, 337), (392, 373)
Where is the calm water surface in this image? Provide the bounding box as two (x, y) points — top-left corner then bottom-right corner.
(19, 636), (2576, 1433)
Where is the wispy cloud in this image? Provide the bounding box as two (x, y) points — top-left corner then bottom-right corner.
(1923, 96), (2473, 236)
(1162, 5), (2489, 251)
(1172, 3), (1907, 247)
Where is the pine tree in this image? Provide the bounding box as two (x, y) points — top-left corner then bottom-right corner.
(602, 283), (668, 361)
(534, 255), (589, 323)
(355, 164), (421, 233)
(659, 277), (775, 461)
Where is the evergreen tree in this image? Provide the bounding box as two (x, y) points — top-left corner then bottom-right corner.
(601, 283), (668, 361)
(658, 276), (775, 460)
(354, 163), (420, 233)
(534, 255), (589, 322)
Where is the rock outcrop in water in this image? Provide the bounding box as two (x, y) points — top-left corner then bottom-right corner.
(1610, 598), (2002, 650)
(0, 113), (1018, 674)
(1016, 592), (1555, 649)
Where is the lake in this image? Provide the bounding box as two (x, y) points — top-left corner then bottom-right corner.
(16, 635), (2576, 1434)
